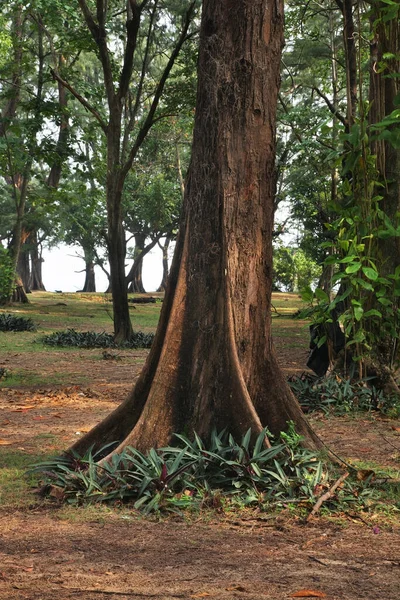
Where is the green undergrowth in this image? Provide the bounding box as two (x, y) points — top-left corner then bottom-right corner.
(288, 373), (400, 417)
(41, 328), (154, 349)
(30, 426), (385, 520)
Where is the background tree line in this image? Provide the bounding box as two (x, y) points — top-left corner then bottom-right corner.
(1, 0), (399, 382)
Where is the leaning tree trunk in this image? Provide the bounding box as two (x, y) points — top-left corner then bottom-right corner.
(126, 234), (162, 293)
(70, 0), (319, 458)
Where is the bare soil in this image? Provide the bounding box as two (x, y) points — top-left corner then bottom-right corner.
(1, 337), (400, 600)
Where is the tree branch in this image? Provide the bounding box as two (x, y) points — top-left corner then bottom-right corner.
(313, 87), (347, 127)
(50, 69), (108, 134)
(122, 0), (159, 159)
(118, 1), (143, 101)
(120, 1), (197, 182)
(306, 472), (349, 522)
(78, 0), (115, 105)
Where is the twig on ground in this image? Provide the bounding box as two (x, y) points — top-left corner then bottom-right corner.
(306, 472), (349, 522)
(380, 433), (400, 452)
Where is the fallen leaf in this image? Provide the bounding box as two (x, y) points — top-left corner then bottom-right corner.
(301, 535), (327, 549)
(0, 440), (12, 445)
(11, 406), (36, 412)
(48, 485), (65, 501)
(391, 426), (400, 432)
(1, 420), (11, 426)
(372, 526), (381, 535)
(226, 585), (247, 592)
(357, 469), (375, 481)
(190, 594), (211, 598)
(290, 591), (327, 598)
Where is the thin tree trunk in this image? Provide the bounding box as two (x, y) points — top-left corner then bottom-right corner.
(17, 237), (31, 293)
(29, 231), (46, 291)
(157, 235), (172, 292)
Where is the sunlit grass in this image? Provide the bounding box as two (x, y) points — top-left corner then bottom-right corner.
(0, 450), (50, 508)
(0, 368), (88, 388)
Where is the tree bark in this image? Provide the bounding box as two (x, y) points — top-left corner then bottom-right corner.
(81, 251), (96, 293)
(17, 238), (31, 293)
(29, 231), (46, 291)
(368, 1), (400, 370)
(157, 235), (172, 292)
(69, 0), (319, 458)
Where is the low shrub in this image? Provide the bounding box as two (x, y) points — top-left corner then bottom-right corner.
(42, 328), (154, 349)
(0, 313), (36, 332)
(289, 373), (400, 417)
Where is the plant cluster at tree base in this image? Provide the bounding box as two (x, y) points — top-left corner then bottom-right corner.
(31, 426), (370, 516)
(41, 328), (154, 349)
(0, 313), (36, 332)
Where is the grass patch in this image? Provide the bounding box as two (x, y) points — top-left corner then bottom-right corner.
(0, 450), (50, 508)
(0, 368), (85, 388)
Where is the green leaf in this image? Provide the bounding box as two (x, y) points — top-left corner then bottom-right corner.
(314, 288), (329, 302)
(354, 278), (374, 291)
(345, 262), (362, 274)
(353, 306), (364, 321)
(363, 309), (382, 318)
(340, 255), (358, 263)
(362, 266), (378, 281)
(378, 297), (392, 306)
(336, 286), (353, 302)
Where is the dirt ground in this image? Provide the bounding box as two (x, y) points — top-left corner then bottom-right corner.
(1, 342), (400, 600)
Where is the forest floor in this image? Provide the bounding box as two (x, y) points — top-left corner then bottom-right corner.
(0, 292), (399, 600)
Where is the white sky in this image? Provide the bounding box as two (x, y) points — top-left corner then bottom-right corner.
(42, 243), (165, 293)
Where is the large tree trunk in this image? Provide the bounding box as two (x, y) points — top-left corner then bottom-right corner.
(368, 2), (400, 373)
(70, 0), (319, 458)
(369, 3), (400, 276)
